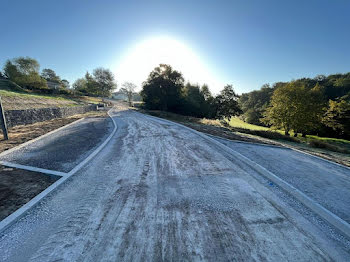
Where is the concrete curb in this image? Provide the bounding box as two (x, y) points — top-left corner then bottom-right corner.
(0, 161), (67, 177)
(139, 112), (350, 240)
(0, 109), (118, 234)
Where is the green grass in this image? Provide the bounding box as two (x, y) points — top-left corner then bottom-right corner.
(0, 89), (74, 101)
(228, 116), (350, 153)
(228, 117), (270, 131)
(306, 135), (350, 145)
(0, 79), (25, 92)
(0, 79), (85, 109)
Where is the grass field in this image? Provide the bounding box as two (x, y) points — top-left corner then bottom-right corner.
(228, 116), (350, 152)
(0, 79), (103, 110)
(228, 117), (269, 131)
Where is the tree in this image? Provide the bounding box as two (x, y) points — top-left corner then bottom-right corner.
(3, 57), (47, 91)
(72, 68), (116, 96)
(263, 82), (325, 136)
(141, 64), (184, 111)
(200, 84), (217, 118)
(72, 78), (87, 94)
(8, 56), (40, 75)
(41, 68), (61, 83)
(120, 82), (137, 106)
(323, 97), (350, 138)
(181, 83), (206, 117)
(239, 83), (275, 125)
(200, 84), (212, 100)
(61, 79), (70, 89)
(215, 84), (241, 119)
(92, 68), (116, 97)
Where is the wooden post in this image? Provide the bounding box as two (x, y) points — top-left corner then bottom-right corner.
(0, 96), (8, 140)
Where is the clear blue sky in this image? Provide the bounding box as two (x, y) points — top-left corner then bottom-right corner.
(1, 0), (349, 94)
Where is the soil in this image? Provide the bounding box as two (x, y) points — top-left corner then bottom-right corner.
(0, 165), (60, 221)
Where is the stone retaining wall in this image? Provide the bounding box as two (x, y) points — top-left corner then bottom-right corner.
(4, 105), (97, 127)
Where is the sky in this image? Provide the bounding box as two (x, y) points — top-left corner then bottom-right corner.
(0, 0), (349, 94)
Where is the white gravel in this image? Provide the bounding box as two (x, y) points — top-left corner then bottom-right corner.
(0, 108), (348, 261)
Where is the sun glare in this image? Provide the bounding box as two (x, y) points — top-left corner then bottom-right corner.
(115, 36), (223, 92)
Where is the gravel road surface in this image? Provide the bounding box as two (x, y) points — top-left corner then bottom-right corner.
(0, 116), (113, 172)
(214, 137), (350, 224)
(0, 108), (348, 261)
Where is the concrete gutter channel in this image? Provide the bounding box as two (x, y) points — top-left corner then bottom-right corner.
(138, 112), (350, 240)
(0, 108), (117, 234)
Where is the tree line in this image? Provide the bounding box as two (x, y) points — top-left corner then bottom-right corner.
(141, 64), (349, 140)
(1, 56), (116, 97)
(239, 73), (350, 139)
(2, 57), (349, 140)
(140, 64), (241, 119)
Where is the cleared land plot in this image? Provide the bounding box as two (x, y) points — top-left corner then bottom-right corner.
(0, 165), (59, 221)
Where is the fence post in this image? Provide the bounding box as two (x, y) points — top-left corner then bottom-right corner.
(0, 96), (8, 140)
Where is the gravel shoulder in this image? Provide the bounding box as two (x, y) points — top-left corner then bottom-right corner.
(0, 108), (348, 261)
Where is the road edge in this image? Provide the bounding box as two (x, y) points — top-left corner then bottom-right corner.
(0, 108), (118, 234)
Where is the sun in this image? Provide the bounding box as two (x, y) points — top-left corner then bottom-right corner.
(114, 36), (223, 92)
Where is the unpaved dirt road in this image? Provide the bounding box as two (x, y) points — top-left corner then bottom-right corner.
(0, 107), (348, 261)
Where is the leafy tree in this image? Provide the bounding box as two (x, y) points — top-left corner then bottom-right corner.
(141, 64), (184, 111)
(3, 57), (47, 91)
(263, 82), (325, 136)
(41, 68), (61, 83)
(73, 68), (116, 96)
(215, 84), (241, 119)
(239, 83), (275, 125)
(84, 72), (98, 95)
(73, 78), (88, 94)
(323, 97), (350, 138)
(92, 68), (116, 97)
(181, 83), (206, 117)
(200, 84), (212, 100)
(61, 79), (70, 89)
(120, 82), (137, 106)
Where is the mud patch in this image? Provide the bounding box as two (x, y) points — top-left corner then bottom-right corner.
(0, 165), (60, 221)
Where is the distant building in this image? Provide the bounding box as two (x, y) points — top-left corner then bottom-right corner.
(47, 81), (61, 89)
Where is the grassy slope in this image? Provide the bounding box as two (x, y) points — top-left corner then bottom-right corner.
(228, 117), (269, 131)
(229, 116), (350, 146)
(0, 79), (102, 110)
